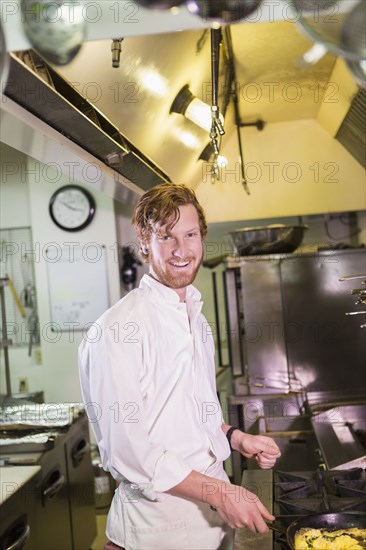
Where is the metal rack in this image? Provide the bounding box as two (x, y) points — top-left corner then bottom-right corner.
(339, 273), (366, 328)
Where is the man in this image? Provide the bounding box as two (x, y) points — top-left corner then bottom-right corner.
(78, 183), (281, 550)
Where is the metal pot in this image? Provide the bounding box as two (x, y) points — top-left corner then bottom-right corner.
(229, 224), (308, 255)
(272, 512), (366, 549)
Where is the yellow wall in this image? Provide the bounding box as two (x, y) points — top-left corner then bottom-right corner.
(196, 118), (365, 223)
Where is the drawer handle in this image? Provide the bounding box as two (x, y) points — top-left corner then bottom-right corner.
(72, 439), (89, 466)
(43, 473), (66, 498)
(6, 524), (30, 550)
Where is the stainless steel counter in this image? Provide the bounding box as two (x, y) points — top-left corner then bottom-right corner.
(234, 470), (273, 550)
(312, 404), (366, 470)
(0, 409), (96, 550)
(0, 465), (41, 504)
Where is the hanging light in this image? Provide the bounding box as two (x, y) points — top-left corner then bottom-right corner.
(21, 0), (86, 66)
(289, 0), (365, 88)
(198, 142), (215, 161)
(170, 84), (224, 133)
(133, 0), (185, 8)
(186, 0), (263, 24)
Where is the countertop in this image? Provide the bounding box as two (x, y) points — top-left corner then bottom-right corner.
(234, 469), (273, 550)
(0, 465), (41, 505)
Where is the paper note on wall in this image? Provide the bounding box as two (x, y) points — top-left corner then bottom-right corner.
(46, 245), (109, 331)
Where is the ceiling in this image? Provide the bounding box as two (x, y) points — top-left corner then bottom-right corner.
(56, 19), (338, 187)
(1, 1), (363, 221)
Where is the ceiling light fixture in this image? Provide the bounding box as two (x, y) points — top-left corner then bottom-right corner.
(170, 84), (224, 133)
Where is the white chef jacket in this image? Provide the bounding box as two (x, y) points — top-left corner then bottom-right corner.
(78, 275), (231, 549)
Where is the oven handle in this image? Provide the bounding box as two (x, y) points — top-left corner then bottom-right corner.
(43, 473), (66, 499)
(72, 439), (90, 467)
(6, 524), (30, 550)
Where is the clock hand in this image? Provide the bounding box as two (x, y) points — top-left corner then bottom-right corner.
(59, 201), (84, 212)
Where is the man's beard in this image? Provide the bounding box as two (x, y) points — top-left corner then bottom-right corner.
(149, 254), (202, 290)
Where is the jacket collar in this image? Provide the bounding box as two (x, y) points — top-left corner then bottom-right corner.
(140, 274), (202, 314)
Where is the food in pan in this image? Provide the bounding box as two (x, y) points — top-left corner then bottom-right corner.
(294, 527), (366, 549)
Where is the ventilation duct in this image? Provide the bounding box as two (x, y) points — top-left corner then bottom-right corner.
(336, 89), (366, 169)
(4, 51), (171, 192)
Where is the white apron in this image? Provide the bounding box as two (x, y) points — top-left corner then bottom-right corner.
(106, 462), (232, 550)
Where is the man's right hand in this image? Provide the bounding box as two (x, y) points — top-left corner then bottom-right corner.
(213, 481), (274, 533)
(168, 472), (274, 533)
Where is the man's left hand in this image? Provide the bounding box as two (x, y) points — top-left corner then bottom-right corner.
(233, 432), (281, 469)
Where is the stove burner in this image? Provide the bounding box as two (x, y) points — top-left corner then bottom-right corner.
(272, 469), (366, 549)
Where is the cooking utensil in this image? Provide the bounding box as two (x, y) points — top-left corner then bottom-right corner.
(270, 512), (366, 549)
(339, 274), (366, 281)
(229, 224), (308, 256)
(186, 0), (262, 23)
(134, 0), (185, 7)
(21, 0), (86, 65)
(341, 1), (366, 89)
(202, 254), (228, 269)
(287, 512), (366, 549)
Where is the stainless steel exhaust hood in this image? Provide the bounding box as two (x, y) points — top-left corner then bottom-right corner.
(4, 50), (171, 194)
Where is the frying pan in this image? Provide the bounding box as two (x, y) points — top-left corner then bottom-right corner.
(271, 512), (366, 549)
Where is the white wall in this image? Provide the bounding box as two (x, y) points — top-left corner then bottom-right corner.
(0, 144), (37, 394)
(0, 145), (120, 403)
(0, 144), (30, 227)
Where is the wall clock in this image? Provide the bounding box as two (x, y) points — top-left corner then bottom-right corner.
(49, 185), (96, 231)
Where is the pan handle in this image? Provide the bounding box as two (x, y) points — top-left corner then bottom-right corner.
(268, 524), (285, 535)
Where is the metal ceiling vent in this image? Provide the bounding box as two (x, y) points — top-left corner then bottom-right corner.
(5, 50), (171, 191)
(336, 88), (366, 169)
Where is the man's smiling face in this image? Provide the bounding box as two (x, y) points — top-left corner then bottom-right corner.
(145, 203), (203, 301)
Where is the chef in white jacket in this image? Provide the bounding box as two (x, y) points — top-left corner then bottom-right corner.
(78, 183), (281, 550)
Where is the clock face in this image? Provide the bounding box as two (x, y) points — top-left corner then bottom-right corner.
(49, 185), (96, 231)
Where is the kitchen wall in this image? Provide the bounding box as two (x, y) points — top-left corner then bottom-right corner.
(196, 118), (365, 223)
(1, 138), (364, 401)
(0, 143), (120, 403)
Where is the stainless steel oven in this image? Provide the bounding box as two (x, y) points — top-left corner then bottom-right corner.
(224, 248), (366, 393)
(220, 248), (366, 548)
